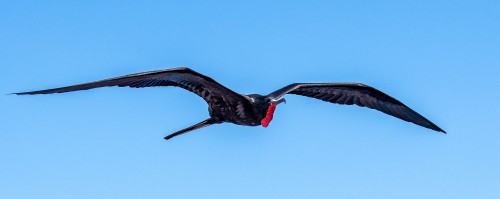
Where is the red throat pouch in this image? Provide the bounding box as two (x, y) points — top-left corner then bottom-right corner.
(261, 104), (277, 128)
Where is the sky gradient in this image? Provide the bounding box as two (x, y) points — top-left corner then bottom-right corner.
(1, 1), (499, 198)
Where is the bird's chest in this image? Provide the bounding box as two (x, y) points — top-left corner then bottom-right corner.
(208, 100), (262, 126)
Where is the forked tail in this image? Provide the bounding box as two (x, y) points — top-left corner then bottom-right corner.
(164, 118), (219, 140)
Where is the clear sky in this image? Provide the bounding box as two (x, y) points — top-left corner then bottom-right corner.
(1, 1), (499, 198)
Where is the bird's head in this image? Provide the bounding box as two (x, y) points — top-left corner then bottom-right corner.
(261, 97), (286, 128)
(246, 94), (286, 105)
(246, 95), (286, 128)
(269, 98), (286, 105)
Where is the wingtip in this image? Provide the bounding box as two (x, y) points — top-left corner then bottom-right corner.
(434, 127), (446, 134)
(9, 92), (34, 95)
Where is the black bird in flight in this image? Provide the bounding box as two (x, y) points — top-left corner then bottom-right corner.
(15, 67), (445, 140)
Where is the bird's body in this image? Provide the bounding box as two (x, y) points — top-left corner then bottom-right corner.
(15, 67), (445, 140)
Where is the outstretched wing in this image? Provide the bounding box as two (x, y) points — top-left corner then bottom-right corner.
(14, 67), (245, 104)
(267, 83), (445, 133)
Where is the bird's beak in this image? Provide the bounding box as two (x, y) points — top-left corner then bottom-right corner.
(271, 98), (286, 105)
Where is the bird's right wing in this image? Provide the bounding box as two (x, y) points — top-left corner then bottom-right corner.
(14, 67), (246, 104)
(267, 83), (445, 133)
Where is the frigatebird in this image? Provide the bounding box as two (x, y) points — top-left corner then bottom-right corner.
(14, 67), (445, 140)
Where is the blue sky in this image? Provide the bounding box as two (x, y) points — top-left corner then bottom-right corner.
(1, 1), (499, 198)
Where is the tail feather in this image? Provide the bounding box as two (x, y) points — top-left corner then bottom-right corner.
(164, 118), (218, 140)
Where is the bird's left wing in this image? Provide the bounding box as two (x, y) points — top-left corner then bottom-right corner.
(267, 83), (445, 133)
(14, 67), (246, 104)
